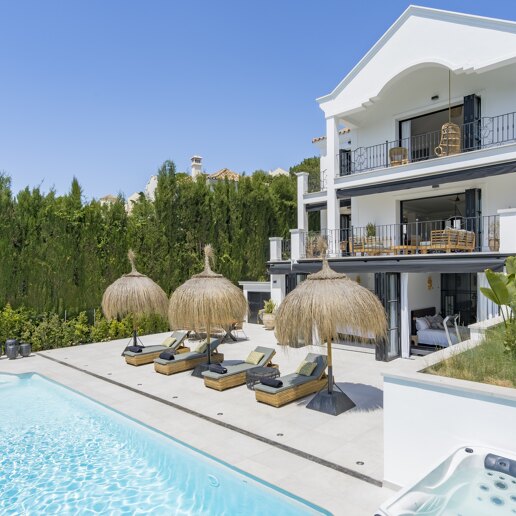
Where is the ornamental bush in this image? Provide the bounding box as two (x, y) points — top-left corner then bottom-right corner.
(0, 304), (169, 351)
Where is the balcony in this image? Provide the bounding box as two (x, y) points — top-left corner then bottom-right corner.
(300, 215), (499, 259)
(308, 169), (327, 193)
(338, 112), (516, 176)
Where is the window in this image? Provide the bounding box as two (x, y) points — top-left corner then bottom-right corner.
(400, 106), (464, 162)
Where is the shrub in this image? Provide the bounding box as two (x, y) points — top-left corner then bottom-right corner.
(0, 304), (170, 351)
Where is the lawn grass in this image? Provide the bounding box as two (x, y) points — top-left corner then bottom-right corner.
(424, 326), (516, 388)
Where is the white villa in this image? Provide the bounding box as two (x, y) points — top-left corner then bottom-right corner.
(267, 6), (516, 361)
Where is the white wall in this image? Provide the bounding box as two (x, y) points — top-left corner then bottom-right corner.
(320, 8), (516, 118)
(269, 275), (285, 307)
(350, 173), (516, 230)
(407, 273), (441, 320)
(384, 373), (516, 488)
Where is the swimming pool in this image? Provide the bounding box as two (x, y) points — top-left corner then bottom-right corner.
(377, 446), (516, 516)
(0, 372), (329, 515)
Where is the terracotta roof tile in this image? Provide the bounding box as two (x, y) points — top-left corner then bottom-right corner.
(311, 127), (351, 144)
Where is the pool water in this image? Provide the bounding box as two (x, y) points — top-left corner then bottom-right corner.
(0, 373), (328, 515)
(378, 447), (516, 516)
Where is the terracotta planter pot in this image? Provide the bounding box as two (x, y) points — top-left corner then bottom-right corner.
(262, 313), (275, 330)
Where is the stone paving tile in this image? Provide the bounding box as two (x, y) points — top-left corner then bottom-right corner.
(0, 325), (420, 513)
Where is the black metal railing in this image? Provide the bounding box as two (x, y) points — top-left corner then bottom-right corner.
(308, 169), (327, 193)
(281, 239), (291, 260)
(339, 111), (516, 175)
(300, 215), (499, 258)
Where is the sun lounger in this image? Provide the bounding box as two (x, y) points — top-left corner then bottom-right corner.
(202, 346), (276, 391)
(153, 339), (223, 375)
(254, 353), (328, 407)
(123, 330), (190, 366)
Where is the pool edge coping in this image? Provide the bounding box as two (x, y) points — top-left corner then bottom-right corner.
(37, 351), (383, 488)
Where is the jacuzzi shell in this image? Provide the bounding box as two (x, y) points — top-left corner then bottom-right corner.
(377, 445), (516, 515)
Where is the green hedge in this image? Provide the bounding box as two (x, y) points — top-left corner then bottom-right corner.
(0, 304), (169, 352)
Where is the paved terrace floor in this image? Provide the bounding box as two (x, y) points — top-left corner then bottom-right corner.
(0, 324), (427, 515)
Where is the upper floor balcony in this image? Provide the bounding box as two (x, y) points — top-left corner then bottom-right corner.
(338, 111), (516, 177)
(307, 169), (327, 193)
(269, 208), (516, 263)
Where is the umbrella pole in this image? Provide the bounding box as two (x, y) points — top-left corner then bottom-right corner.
(327, 339), (333, 394)
(306, 335), (356, 416)
(206, 322), (211, 365)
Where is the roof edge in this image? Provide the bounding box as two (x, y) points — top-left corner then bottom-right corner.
(316, 5), (516, 106)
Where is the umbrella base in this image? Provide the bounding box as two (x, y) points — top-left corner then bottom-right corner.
(306, 390), (356, 416)
(191, 363), (211, 378)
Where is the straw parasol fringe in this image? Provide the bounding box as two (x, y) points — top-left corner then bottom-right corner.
(274, 256), (387, 414)
(102, 250), (169, 321)
(168, 245), (248, 335)
(275, 258), (386, 347)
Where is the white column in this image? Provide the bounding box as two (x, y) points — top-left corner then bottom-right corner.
(296, 172), (309, 231)
(325, 117), (340, 257)
(320, 208), (328, 230)
(498, 208), (516, 253)
(270, 275), (286, 306)
(325, 117), (339, 233)
(269, 237), (283, 261)
(290, 229), (304, 261)
(242, 288), (249, 322)
(400, 272), (411, 358)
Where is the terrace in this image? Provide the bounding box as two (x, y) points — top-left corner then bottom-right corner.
(301, 215), (499, 259)
(0, 323), (426, 514)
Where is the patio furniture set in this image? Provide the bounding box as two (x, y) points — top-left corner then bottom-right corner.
(123, 336), (328, 408)
(342, 228), (476, 257)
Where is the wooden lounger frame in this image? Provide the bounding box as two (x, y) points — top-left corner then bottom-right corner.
(125, 345), (190, 366)
(255, 374), (328, 408)
(204, 356), (277, 392)
(154, 352), (224, 375)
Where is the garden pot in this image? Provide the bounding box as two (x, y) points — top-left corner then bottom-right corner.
(19, 342), (32, 357)
(5, 339), (20, 360)
(262, 313), (275, 331)
(488, 238), (500, 252)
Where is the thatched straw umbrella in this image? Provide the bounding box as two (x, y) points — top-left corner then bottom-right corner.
(102, 250), (169, 352)
(275, 254), (387, 415)
(168, 245), (248, 372)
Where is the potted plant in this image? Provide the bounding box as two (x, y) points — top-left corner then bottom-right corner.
(261, 299), (277, 330)
(488, 220), (500, 252)
(366, 222), (376, 238)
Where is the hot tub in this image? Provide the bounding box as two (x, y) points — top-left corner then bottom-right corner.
(377, 446), (516, 516)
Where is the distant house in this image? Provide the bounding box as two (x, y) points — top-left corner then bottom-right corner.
(124, 175), (158, 213)
(269, 167), (289, 177)
(190, 156), (240, 187)
(99, 194), (118, 206)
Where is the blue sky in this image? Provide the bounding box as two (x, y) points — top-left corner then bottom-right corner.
(1, 0), (514, 199)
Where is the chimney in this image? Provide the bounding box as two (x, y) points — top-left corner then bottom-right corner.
(191, 156), (203, 180)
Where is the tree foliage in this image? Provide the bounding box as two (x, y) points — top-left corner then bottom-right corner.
(0, 158), (304, 316)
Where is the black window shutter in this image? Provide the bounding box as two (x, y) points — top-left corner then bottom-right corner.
(463, 95), (481, 151)
(465, 188), (482, 249)
(339, 149), (352, 176)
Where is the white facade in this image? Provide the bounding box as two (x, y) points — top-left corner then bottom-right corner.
(268, 6), (516, 360)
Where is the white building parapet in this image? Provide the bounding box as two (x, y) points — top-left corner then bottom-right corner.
(269, 237), (283, 262)
(498, 208), (516, 254)
(290, 229), (304, 261)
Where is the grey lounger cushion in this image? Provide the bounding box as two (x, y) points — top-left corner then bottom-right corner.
(254, 353), (327, 394)
(124, 345), (167, 357)
(124, 331), (189, 357)
(153, 339), (220, 365)
(202, 346), (275, 380)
